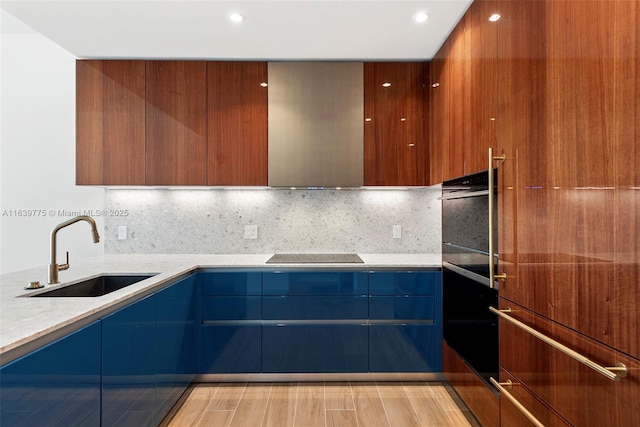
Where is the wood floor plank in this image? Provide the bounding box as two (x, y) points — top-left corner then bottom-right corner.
(167, 382), (476, 427)
(168, 383), (219, 427)
(326, 409), (359, 427)
(376, 383), (421, 427)
(351, 383), (390, 427)
(197, 410), (234, 427)
(206, 383), (246, 411)
(325, 382), (355, 410)
(229, 383), (272, 427)
(294, 382), (325, 427)
(262, 383), (297, 427)
(429, 385), (477, 427)
(401, 383), (457, 427)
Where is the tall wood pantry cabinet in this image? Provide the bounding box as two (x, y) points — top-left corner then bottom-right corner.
(434, 0), (640, 425)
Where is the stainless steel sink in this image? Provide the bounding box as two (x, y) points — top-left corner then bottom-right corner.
(30, 274), (157, 297)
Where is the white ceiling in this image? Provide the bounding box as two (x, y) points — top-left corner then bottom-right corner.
(1, 0), (472, 60)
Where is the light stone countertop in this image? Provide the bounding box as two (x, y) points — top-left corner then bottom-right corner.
(0, 253), (441, 365)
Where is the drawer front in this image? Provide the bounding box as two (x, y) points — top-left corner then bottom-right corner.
(369, 296), (435, 320)
(201, 296), (261, 321)
(199, 272), (262, 296)
(263, 296), (368, 320)
(499, 299), (640, 427)
(200, 325), (261, 373)
(369, 324), (442, 372)
(262, 324), (368, 373)
(369, 271), (438, 295)
(263, 271), (368, 295)
(498, 369), (571, 427)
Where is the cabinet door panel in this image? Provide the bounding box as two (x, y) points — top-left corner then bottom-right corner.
(499, 300), (640, 427)
(102, 295), (156, 427)
(262, 325), (367, 373)
(200, 325), (261, 373)
(201, 296), (261, 321)
(364, 62), (428, 186)
(199, 271), (262, 296)
(368, 271), (437, 296)
(263, 271), (368, 296)
(155, 275), (196, 425)
(146, 61), (207, 185)
(369, 324), (441, 372)
(263, 296), (368, 320)
(0, 322), (101, 427)
(76, 60), (146, 185)
(498, 370), (571, 427)
(369, 296), (435, 320)
(208, 61), (268, 185)
(429, 40), (450, 185)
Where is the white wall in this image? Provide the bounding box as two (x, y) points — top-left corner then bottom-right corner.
(0, 12), (104, 275)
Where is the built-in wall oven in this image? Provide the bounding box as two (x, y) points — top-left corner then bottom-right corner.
(441, 168), (499, 386)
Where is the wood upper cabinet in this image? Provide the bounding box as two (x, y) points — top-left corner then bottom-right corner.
(466, 0), (497, 175)
(429, 41), (450, 185)
(443, 20), (468, 182)
(364, 62), (429, 186)
(208, 62), (268, 186)
(145, 61), (207, 186)
(430, 0), (498, 183)
(76, 60), (146, 185)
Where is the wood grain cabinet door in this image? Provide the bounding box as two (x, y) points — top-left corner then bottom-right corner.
(498, 300), (640, 427)
(429, 41), (450, 185)
(76, 60), (146, 185)
(145, 61), (207, 186)
(364, 62), (429, 186)
(207, 62), (268, 186)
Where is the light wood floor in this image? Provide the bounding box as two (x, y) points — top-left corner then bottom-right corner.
(162, 382), (480, 427)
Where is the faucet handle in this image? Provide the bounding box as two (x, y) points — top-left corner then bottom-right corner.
(59, 251), (70, 271)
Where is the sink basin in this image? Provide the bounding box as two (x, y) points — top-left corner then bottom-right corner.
(30, 274), (157, 297)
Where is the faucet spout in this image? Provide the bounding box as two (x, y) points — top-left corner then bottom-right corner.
(49, 215), (101, 284)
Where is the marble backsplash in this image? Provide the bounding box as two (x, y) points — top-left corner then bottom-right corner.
(104, 187), (442, 255)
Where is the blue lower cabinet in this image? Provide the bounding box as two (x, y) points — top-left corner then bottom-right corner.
(369, 296), (436, 320)
(263, 271), (368, 295)
(369, 324), (442, 372)
(0, 321), (101, 427)
(201, 325), (261, 373)
(263, 296), (368, 320)
(155, 275), (197, 425)
(102, 295), (157, 427)
(263, 324), (368, 373)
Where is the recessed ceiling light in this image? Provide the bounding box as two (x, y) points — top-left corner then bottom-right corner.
(488, 13), (501, 22)
(260, 82), (268, 87)
(414, 12), (429, 23)
(382, 82), (392, 88)
(229, 12), (244, 23)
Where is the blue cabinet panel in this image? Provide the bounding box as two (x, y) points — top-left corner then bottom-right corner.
(369, 296), (436, 320)
(200, 271), (261, 295)
(263, 296), (368, 320)
(369, 271), (438, 295)
(201, 296), (261, 320)
(369, 324), (442, 372)
(201, 325), (261, 373)
(263, 324), (368, 373)
(155, 275), (197, 425)
(102, 295), (156, 427)
(263, 271), (368, 295)
(0, 322), (101, 427)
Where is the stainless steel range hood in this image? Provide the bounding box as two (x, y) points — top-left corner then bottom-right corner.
(267, 62), (364, 188)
